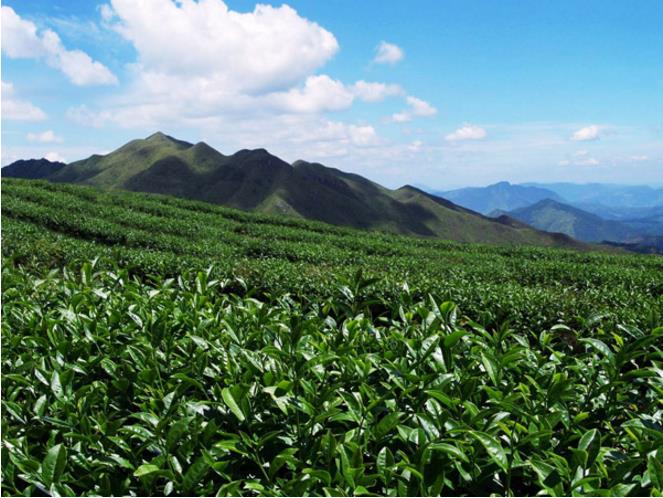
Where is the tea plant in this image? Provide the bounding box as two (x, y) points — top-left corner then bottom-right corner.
(2, 178), (662, 495)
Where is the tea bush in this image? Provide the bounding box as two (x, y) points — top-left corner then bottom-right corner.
(2, 178), (662, 496)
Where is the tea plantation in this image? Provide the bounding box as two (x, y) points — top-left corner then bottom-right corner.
(2, 178), (662, 496)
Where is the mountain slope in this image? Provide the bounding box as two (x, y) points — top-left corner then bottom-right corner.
(1, 158), (66, 179)
(569, 203), (663, 221)
(566, 204), (663, 236)
(435, 181), (562, 214)
(504, 199), (640, 243)
(523, 182), (663, 208)
(2, 132), (586, 248)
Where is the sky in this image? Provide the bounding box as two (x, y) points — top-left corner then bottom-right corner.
(2, 0), (662, 189)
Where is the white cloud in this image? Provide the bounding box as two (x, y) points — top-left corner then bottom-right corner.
(1, 81), (47, 121)
(247, 116), (383, 159)
(1, 6), (117, 86)
(73, 0), (368, 128)
(571, 125), (601, 142)
(351, 80), (403, 102)
(99, 4), (115, 22)
(1, 7), (44, 58)
(390, 112), (412, 123)
(268, 75), (354, 113)
(373, 41), (404, 65)
(58, 1), (431, 170)
(67, 73), (361, 124)
(559, 153), (600, 166)
(348, 125), (380, 146)
(406, 96), (437, 116)
(45, 151), (66, 162)
(445, 124), (487, 142)
(630, 155), (649, 162)
(391, 96), (437, 122)
(27, 130), (63, 143)
(105, 0), (337, 93)
(65, 0), (407, 153)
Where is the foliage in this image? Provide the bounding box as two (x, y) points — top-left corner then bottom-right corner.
(2, 178), (663, 496)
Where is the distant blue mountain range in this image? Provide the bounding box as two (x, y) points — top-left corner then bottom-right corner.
(425, 181), (663, 252)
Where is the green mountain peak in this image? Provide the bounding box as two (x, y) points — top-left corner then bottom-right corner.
(2, 133), (587, 249)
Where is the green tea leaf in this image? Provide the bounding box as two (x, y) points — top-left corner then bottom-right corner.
(183, 456), (210, 491)
(468, 431), (508, 472)
(579, 338), (613, 358)
(429, 442), (469, 463)
(649, 454), (663, 489)
(42, 444), (67, 487)
(578, 429), (600, 468)
(221, 388), (245, 422)
(134, 464), (160, 477)
(50, 371), (64, 401)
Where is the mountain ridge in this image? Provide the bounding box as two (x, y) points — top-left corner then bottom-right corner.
(1, 132), (587, 249)
(434, 181), (563, 214)
(500, 198), (642, 244)
(1, 158), (67, 179)
(522, 182), (663, 208)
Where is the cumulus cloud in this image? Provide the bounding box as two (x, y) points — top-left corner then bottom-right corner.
(57, 1), (434, 168)
(104, 0), (337, 93)
(348, 125), (380, 146)
(1, 81), (47, 121)
(65, 0), (408, 160)
(2, 6), (117, 86)
(267, 75), (354, 113)
(45, 151), (66, 162)
(288, 119), (382, 149)
(68, 74), (393, 124)
(27, 130), (63, 143)
(406, 97), (437, 116)
(571, 125), (601, 142)
(222, 115), (382, 160)
(390, 113), (411, 123)
(74, 1), (400, 126)
(351, 80), (403, 102)
(373, 41), (404, 65)
(445, 124), (487, 142)
(391, 96), (437, 122)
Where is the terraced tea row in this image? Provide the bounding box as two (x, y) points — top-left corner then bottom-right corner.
(2, 178), (662, 495)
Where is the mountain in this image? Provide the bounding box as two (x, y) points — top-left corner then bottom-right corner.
(434, 181), (562, 214)
(0, 158), (66, 179)
(1, 132), (586, 248)
(502, 199), (642, 243)
(523, 182), (663, 208)
(566, 204), (663, 236)
(619, 210), (663, 237)
(572, 203), (663, 221)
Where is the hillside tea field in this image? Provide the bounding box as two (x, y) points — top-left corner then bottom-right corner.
(2, 178), (663, 496)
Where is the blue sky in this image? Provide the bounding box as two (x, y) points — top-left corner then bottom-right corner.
(2, 0), (662, 188)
